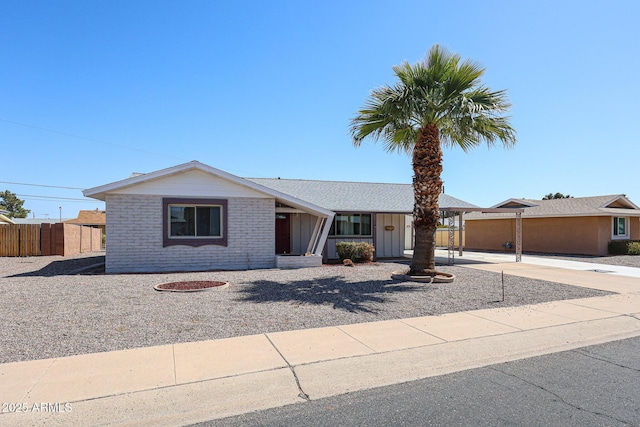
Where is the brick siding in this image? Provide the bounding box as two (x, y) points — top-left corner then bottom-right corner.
(105, 194), (275, 273)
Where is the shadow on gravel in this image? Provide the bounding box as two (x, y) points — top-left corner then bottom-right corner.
(237, 275), (423, 313)
(9, 256), (105, 277)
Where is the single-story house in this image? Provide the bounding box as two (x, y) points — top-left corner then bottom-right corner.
(83, 161), (477, 273)
(64, 209), (106, 237)
(464, 195), (640, 256)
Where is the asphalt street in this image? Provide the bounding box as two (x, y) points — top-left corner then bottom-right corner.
(198, 335), (640, 427)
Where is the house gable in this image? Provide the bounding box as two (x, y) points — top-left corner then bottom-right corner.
(602, 196), (639, 210)
(491, 199), (538, 209)
(108, 169), (271, 199)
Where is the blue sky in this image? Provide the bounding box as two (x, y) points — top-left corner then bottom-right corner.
(2, 0), (639, 219)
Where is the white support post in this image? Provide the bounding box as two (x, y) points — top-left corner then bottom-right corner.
(313, 214), (334, 256)
(306, 217), (322, 254)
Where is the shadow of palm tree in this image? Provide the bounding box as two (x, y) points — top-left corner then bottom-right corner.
(236, 275), (423, 313)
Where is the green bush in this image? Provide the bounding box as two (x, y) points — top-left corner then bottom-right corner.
(336, 241), (358, 261)
(336, 241), (375, 262)
(608, 240), (628, 255)
(628, 242), (640, 255)
(608, 240), (640, 255)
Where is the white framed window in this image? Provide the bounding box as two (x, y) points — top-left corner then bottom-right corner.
(162, 198), (227, 247)
(169, 205), (222, 238)
(612, 216), (628, 239)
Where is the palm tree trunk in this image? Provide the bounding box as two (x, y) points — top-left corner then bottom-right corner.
(409, 123), (443, 275)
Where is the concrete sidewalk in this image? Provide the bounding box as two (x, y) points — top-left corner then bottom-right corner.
(1, 259), (639, 426)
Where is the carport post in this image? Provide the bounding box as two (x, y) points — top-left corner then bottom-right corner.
(447, 213), (455, 265)
(516, 212), (522, 262)
(458, 211), (463, 257)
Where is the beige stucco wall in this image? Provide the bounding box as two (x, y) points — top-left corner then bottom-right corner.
(631, 217), (640, 240)
(465, 216), (637, 256)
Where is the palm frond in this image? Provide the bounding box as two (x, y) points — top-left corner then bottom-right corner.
(350, 44), (516, 154)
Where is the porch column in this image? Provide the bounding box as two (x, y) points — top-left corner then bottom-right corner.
(306, 217), (322, 254)
(312, 214), (334, 256)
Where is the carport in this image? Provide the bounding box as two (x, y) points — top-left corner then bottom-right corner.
(440, 207), (524, 265)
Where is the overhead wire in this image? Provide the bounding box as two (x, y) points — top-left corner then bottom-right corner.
(16, 194), (95, 202)
(1, 181), (98, 203)
(0, 181), (84, 190)
(0, 117), (264, 177)
(0, 117), (187, 161)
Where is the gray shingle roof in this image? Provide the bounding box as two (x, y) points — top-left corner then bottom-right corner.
(466, 195), (640, 219)
(247, 178), (478, 213)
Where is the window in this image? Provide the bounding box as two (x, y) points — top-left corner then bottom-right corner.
(613, 217), (628, 238)
(329, 213), (372, 236)
(163, 198), (227, 247)
(170, 206), (221, 237)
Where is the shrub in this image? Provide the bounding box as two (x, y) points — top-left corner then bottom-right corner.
(336, 241), (375, 262)
(608, 240), (640, 255)
(608, 240), (629, 255)
(628, 242), (640, 255)
(357, 242), (375, 261)
(336, 241), (358, 261)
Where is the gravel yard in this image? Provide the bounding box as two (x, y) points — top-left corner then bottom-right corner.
(0, 251), (616, 363)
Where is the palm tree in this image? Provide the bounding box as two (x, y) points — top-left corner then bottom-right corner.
(350, 45), (516, 276)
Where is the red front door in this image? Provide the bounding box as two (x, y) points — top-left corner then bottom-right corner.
(275, 214), (291, 254)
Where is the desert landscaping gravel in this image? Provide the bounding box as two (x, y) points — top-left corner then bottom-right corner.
(0, 251), (619, 363)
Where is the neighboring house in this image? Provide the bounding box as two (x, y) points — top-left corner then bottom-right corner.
(0, 209), (15, 225)
(84, 161), (477, 273)
(465, 195), (640, 256)
(64, 209), (106, 237)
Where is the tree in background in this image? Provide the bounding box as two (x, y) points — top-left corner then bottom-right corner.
(542, 193), (573, 200)
(350, 45), (516, 276)
(0, 190), (30, 218)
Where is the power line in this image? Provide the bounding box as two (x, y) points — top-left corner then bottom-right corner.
(16, 194), (98, 202)
(0, 181), (84, 190)
(0, 117), (187, 161)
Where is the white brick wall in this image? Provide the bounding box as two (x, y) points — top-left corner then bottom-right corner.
(105, 194), (275, 273)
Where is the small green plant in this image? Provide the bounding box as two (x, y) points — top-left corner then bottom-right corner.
(336, 241), (375, 262)
(628, 242), (640, 255)
(608, 240), (640, 255)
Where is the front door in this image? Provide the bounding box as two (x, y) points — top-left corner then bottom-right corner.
(275, 214), (291, 254)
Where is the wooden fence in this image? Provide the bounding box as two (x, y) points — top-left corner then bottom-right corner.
(0, 223), (101, 257)
(0, 224), (40, 256)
